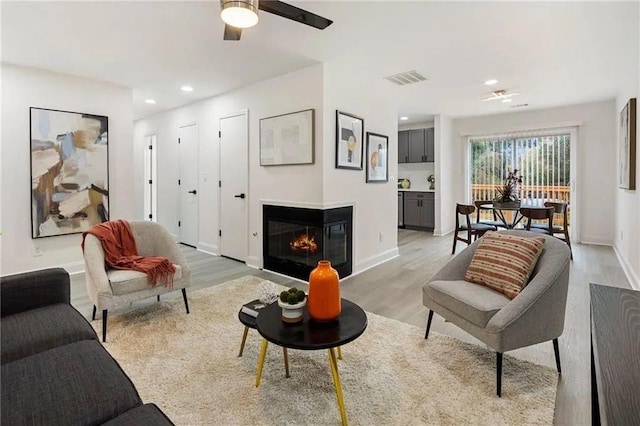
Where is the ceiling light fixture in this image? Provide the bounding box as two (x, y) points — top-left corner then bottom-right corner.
(145, 99), (156, 104)
(481, 90), (520, 102)
(484, 79), (498, 86)
(181, 86), (194, 92)
(220, 0), (259, 29)
(400, 116), (409, 121)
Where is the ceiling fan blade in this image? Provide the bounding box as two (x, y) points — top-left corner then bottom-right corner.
(223, 24), (242, 41)
(258, 1), (333, 30)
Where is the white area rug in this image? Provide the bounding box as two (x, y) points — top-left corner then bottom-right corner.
(93, 276), (556, 425)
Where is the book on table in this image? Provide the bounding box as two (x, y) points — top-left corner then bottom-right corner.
(241, 300), (267, 318)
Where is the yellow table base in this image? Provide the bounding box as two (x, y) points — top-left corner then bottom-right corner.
(255, 339), (348, 425)
(328, 347), (347, 425)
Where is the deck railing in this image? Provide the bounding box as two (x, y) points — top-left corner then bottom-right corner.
(472, 184), (571, 227)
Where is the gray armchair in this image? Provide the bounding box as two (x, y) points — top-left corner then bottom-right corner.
(423, 230), (571, 396)
(83, 221), (191, 342)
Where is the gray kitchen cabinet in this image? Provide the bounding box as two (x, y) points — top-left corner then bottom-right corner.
(423, 196), (435, 228)
(425, 128), (435, 162)
(398, 130), (409, 163)
(403, 192), (434, 230)
(403, 193), (421, 227)
(397, 128), (434, 163)
(408, 129), (425, 162)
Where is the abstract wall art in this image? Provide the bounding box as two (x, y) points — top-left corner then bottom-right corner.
(619, 98), (636, 190)
(335, 110), (364, 170)
(30, 107), (109, 238)
(260, 109), (315, 166)
(365, 132), (389, 183)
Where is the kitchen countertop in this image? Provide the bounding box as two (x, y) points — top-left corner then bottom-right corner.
(398, 188), (435, 193)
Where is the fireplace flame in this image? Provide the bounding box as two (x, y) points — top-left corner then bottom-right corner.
(290, 234), (318, 254)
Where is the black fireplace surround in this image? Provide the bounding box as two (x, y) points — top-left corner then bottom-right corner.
(263, 205), (353, 281)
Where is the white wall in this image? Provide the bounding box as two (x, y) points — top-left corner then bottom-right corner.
(397, 163), (435, 192)
(133, 65), (325, 266)
(134, 62), (400, 275)
(434, 115), (455, 236)
(451, 100), (617, 246)
(613, 14), (640, 289)
(1, 64), (133, 275)
(322, 63), (399, 272)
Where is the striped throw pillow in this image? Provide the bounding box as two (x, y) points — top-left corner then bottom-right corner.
(464, 232), (546, 299)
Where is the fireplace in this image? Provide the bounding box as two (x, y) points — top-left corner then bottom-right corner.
(263, 205), (353, 281)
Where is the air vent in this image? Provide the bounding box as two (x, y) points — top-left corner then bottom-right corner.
(384, 70), (427, 86)
(510, 103), (529, 108)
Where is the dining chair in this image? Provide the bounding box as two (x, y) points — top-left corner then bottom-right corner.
(530, 202), (572, 259)
(452, 203), (496, 254)
(474, 200), (508, 229)
(520, 207), (555, 235)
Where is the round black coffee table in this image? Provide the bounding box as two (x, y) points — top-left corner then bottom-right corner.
(255, 298), (367, 426)
(238, 299), (290, 377)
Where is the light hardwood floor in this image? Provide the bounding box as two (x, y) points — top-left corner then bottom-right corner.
(70, 229), (631, 425)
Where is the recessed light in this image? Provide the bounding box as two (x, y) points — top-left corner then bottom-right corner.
(145, 99), (156, 104)
(502, 99), (512, 103)
(181, 86), (194, 92)
(400, 116), (409, 121)
(484, 79), (498, 86)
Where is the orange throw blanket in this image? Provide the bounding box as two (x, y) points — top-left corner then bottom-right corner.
(82, 220), (175, 289)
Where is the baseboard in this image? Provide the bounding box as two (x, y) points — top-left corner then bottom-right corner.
(197, 242), (218, 256)
(9, 261), (86, 277)
(246, 256), (261, 269)
(579, 237), (613, 246)
(433, 227), (454, 237)
(613, 244), (640, 290)
(349, 247), (399, 279)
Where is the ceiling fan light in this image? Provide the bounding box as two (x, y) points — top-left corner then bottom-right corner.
(220, 0), (259, 29)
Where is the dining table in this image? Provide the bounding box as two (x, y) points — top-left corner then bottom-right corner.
(479, 199), (547, 229)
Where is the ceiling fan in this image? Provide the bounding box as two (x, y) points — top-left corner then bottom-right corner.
(481, 90), (521, 102)
(220, 0), (333, 41)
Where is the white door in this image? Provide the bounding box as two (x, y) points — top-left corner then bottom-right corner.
(143, 134), (157, 221)
(178, 124), (198, 247)
(219, 112), (248, 262)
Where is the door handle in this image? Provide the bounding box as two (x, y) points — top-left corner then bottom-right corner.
(234, 193), (246, 199)
(188, 190), (197, 194)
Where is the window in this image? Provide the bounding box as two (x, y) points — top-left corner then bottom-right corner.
(469, 131), (571, 225)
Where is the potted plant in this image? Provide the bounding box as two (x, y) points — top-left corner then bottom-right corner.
(278, 287), (307, 323)
(494, 169), (523, 206)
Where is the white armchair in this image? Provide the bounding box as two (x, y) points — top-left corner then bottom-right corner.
(83, 221), (191, 342)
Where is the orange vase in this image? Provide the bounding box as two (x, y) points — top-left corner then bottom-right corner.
(307, 260), (341, 322)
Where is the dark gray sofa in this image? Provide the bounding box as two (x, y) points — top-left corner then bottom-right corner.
(1, 268), (173, 426)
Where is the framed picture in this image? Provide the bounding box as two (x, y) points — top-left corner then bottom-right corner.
(335, 110), (364, 170)
(30, 107), (109, 238)
(260, 109), (314, 166)
(619, 98), (637, 190)
(366, 132), (389, 183)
